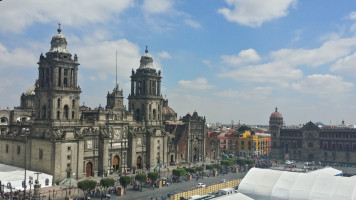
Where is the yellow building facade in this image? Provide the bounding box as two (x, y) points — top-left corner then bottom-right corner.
(237, 131), (269, 157)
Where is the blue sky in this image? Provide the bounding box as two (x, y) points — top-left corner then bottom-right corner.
(1, 0), (356, 126)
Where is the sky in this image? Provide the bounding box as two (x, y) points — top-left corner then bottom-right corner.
(1, 0), (356, 126)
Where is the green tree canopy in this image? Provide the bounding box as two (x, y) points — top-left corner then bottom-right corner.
(172, 168), (186, 177)
(77, 180), (97, 198)
(245, 159), (254, 165)
(237, 125), (251, 133)
(212, 164), (222, 169)
(119, 176), (131, 189)
(220, 160), (234, 167)
(100, 178), (115, 194)
(236, 158), (246, 165)
(185, 168), (197, 174)
(147, 172), (159, 182)
(135, 174), (147, 183)
(196, 167), (204, 172)
(205, 165), (213, 171)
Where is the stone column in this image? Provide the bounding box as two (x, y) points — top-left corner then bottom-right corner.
(157, 81), (161, 96)
(74, 68), (78, 87)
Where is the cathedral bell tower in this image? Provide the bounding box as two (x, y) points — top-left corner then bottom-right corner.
(34, 24), (81, 122)
(128, 47), (163, 125)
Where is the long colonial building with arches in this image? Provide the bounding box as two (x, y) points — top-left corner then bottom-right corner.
(0, 26), (206, 184)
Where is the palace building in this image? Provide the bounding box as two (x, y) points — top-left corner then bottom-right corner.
(270, 108), (356, 163)
(0, 26), (206, 184)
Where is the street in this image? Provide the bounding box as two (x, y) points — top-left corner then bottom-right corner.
(92, 171), (247, 200)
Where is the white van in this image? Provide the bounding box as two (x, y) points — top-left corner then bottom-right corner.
(188, 195), (202, 200)
(216, 187), (235, 197)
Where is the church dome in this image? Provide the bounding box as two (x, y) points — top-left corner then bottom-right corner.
(270, 107), (283, 119)
(24, 85), (36, 96)
(48, 23), (69, 54)
(139, 46), (154, 69)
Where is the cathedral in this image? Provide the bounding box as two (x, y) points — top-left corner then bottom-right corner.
(0, 26), (206, 184)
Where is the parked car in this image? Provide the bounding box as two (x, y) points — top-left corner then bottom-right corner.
(196, 183), (206, 188)
(220, 179), (228, 183)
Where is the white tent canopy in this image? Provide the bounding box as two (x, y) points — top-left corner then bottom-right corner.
(238, 168), (356, 200)
(215, 192), (254, 200)
(309, 166), (343, 176)
(0, 163), (52, 192)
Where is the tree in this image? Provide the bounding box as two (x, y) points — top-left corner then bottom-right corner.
(100, 178), (115, 197)
(236, 158), (246, 166)
(196, 167), (203, 172)
(245, 159), (254, 165)
(220, 160), (233, 168)
(205, 165), (213, 171)
(172, 168), (186, 178)
(185, 168), (196, 174)
(135, 174), (147, 192)
(237, 125), (251, 133)
(119, 176), (131, 191)
(212, 164), (222, 170)
(147, 172), (158, 182)
(77, 180), (97, 199)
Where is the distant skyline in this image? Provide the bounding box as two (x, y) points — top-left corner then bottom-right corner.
(1, 0), (356, 125)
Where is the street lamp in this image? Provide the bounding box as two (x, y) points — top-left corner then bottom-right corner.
(28, 176), (33, 199)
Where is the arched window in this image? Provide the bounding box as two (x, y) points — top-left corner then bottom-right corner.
(57, 98), (61, 108)
(57, 111), (60, 120)
(72, 99), (76, 108)
(64, 105), (69, 120)
(72, 111), (75, 119)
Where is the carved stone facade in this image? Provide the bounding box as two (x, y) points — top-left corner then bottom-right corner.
(165, 112), (206, 164)
(0, 27), (207, 184)
(270, 108), (356, 164)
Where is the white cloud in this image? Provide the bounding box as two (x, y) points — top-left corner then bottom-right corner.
(221, 48), (261, 66)
(0, 0), (134, 33)
(218, 61), (303, 86)
(348, 11), (356, 20)
(73, 39), (141, 81)
(202, 60), (214, 68)
(142, 0), (174, 14)
(157, 51), (172, 59)
(178, 78), (215, 90)
(270, 36), (356, 67)
(218, 0), (297, 27)
(330, 52), (356, 76)
(0, 43), (37, 68)
(184, 19), (202, 29)
(291, 74), (354, 98)
(215, 87), (272, 99)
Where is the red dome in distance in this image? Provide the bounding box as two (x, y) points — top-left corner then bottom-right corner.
(270, 107), (283, 119)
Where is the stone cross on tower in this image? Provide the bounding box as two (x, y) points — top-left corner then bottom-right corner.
(57, 23), (62, 33)
(34, 171), (42, 184)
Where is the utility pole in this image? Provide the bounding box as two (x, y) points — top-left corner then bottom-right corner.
(23, 128), (29, 200)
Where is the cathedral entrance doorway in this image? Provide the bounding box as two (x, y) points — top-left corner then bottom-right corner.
(170, 155), (174, 164)
(113, 155), (120, 172)
(86, 161), (93, 177)
(136, 156), (142, 169)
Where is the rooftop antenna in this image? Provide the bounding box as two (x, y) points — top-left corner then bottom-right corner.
(116, 50), (118, 86)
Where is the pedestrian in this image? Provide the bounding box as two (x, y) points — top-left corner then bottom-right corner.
(152, 184), (155, 190)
